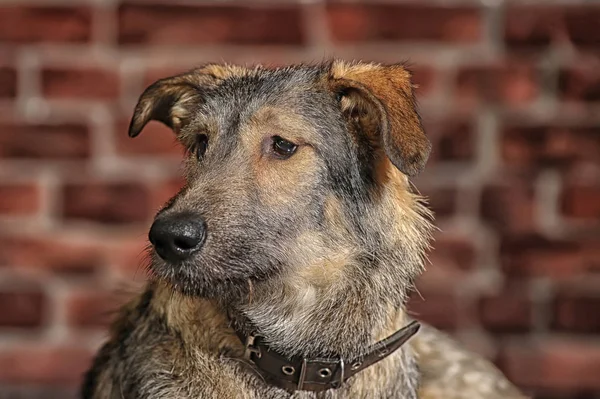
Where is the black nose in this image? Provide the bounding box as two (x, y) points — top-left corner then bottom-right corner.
(148, 213), (206, 262)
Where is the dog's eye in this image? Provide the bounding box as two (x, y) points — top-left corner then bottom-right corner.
(196, 134), (208, 160)
(272, 136), (297, 159)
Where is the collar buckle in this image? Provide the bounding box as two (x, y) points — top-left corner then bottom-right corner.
(338, 358), (345, 388)
(297, 358), (308, 391)
(244, 334), (262, 360)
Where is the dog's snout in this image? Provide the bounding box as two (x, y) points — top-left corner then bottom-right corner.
(149, 213), (206, 262)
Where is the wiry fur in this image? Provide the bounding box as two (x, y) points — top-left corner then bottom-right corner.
(82, 61), (526, 399)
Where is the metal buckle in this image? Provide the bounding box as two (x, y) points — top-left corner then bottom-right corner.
(243, 334), (262, 360)
(329, 358), (345, 389)
(297, 358), (308, 391)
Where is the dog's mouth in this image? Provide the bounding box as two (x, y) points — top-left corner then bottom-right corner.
(149, 252), (287, 302)
(149, 256), (273, 300)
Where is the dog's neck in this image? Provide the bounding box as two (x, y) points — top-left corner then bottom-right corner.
(229, 272), (412, 360)
(150, 280), (419, 397)
(150, 279), (412, 357)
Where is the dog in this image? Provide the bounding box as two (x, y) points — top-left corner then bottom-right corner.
(81, 60), (526, 399)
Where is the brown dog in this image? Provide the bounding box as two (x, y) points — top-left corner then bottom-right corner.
(81, 60), (526, 398)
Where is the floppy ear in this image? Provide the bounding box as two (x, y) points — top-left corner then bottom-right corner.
(128, 64), (247, 138)
(327, 61), (431, 176)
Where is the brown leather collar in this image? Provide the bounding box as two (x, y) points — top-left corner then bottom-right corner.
(235, 320), (420, 393)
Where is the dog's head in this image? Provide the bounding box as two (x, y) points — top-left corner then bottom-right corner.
(130, 61), (432, 301)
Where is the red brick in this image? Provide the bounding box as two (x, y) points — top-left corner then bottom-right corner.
(62, 182), (151, 224)
(505, 6), (600, 50)
(0, 66), (16, 98)
(504, 7), (559, 49)
(0, 288), (46, 328)
(456, 63), (539, 104)
(150, 178), (185, 212)
(562, 184), (600, 221)
(327, 4), (482, 43)
(0, 346), (93, 386)
(106, 235), (151, 278)
(553, 282), (600, 333)
(0, 6), (91, 43)
(41, 67), (120, 99)
(430, 234), (476, 271)
(408, 290), (459, 331)
(65, 288), (120, 328)
(143, 67), (189, 88)
(501, 126), (600, 170)
(420, 187), (457, 219)
(498, 339), (600, 391)
(115, 119), (183, 157)
(480, 286), (532, 333)
(581, 239), (600, 273)
(118, 4), (304, 45)
(409, 268), (462, 331)
(500, 234), (591, 278)
(0, 235), (105, 274)
(424, 118), (475, 163)
(409, 65), (436, 96)
(0, 183), (40, 215)
(559, 65), (600, 102)
(564, 7), (600, 48)
(480, 181), (535, 233)
(0, 123), (90, 159)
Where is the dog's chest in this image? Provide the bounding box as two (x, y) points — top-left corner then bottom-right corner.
(131, 350), (419, 399)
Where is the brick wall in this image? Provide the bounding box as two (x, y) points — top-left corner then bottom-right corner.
(0, 1), (599, 398)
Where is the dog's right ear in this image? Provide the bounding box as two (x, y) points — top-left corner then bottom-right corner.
(128, 64), (246, 138)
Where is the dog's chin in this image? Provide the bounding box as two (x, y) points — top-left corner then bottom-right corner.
(149, 258), (250, 300)
(167, 277), (244, 300)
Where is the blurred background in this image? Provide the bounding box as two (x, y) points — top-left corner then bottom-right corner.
(0, 0), (599, 398)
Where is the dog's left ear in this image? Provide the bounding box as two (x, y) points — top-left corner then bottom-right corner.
(327, 61), (431, 176)
(128, 64), (246, 138)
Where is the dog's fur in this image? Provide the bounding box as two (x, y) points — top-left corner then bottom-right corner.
(82, 61), (525, 399)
